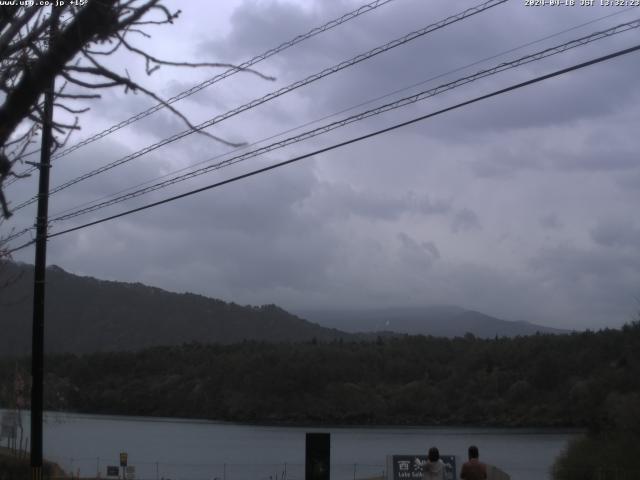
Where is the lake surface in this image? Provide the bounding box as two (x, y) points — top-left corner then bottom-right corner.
(4, 410), (577, 480)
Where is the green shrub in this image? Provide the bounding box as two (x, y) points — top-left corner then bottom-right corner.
(552, 432), (640, 480)
(0, 454), (58, 480)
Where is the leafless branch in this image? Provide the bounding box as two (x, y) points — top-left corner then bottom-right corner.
(0, 0), (273, 220)
(117, 34), (276, 81)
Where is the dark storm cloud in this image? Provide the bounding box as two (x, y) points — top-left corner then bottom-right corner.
(451, 208), (481, 233)
(590, 220), (640, 250)
(616, 168), (640, 190)
(207, 0), (316, 63)
(306, 181), (451, 221)
(540, 213), (562, 230)
(206, 0), (640, 137)
(556, 145), (640, 172)
(527, 244), (640, 326)
(529, 244), (640, 279)
(43, 158), (341, 296)
(6, 0), (640, 331)
(397, 232), (441, 269)
(467, 105), (640, 178)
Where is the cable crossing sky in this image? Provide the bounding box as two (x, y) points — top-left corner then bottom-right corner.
(47, 6), (638, 223)
(44, 18), (640, 224)
(7, 42), (640, 255)
(6, 0), (399, 183)
(9, 0), (507, 211)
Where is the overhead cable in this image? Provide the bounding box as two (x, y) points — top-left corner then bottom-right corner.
(6, 0), (399, 183)
(9, 0), (507, 211)
(46, 19), (640, 224)
(6, 41), (638, 255)
(47, 7), (640, 221)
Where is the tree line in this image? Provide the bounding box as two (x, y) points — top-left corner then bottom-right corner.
(2, 323), (639, 430)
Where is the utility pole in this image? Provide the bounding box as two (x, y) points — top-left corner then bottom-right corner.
(30, 7), (57, 480)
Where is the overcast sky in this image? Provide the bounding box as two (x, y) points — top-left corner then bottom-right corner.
(3, 0), (640, 330)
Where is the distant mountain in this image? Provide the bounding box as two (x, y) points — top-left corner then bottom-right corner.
(295, 306), (569, 338)
(0, 261), (568, 357)
(0, 262), (350, 356)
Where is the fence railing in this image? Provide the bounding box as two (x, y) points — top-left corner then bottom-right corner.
(35, 458), (386, 480)
(4, 460), (640, 480)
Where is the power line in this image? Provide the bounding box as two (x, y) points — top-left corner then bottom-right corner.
(46, 7), (640, 222)
(5, 14), (637, 245)
(7, 41), (637, 255)
(45, 18), (640, 224)
(2, 226), (33, 244)
(5, 0), (399, 183)
(8, 4), (635, 191)
(9, 0), (507, 211)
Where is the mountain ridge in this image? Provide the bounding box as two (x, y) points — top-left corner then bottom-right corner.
(0, 261), (349, 355)
(0, 261), (567, 356)
(295, 306), (568, 338)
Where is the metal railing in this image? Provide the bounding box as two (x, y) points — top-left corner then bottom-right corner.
(25, 458), (386, 480)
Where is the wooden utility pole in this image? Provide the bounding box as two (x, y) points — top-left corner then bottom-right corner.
(30, 7), (56, 480)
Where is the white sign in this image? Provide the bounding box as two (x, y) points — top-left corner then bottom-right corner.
(125, 465), (136, 479)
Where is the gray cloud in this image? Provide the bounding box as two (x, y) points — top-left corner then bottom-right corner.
(591, 220), (640, 250)
(4, 0), (640, 331)
(527, 244), (640, 327)
(208, 0), (640, 138)
(397, 232), (441, 270)
(305, 182), (451, 221)
(451, 208), (481, 233)
(540, 213), (562, 230)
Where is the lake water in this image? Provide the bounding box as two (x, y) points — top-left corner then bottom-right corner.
(3, 410), (577, 480)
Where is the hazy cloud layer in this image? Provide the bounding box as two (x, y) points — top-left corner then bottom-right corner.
(4, 0), (640, 330)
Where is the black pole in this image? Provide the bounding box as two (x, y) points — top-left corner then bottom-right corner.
(30, 8), (56, 480)
(305, 433), (330, 480)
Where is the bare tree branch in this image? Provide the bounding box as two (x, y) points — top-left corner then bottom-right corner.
(116, 34), (276, 81)
(0, 0), (120, 147)
(0, 0), (273, 220)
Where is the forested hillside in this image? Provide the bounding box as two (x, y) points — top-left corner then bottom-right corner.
(0, 262), (349, 355)
(0, 262), (567, 357)
(2, 324), (639, 427)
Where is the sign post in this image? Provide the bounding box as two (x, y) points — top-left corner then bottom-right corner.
(119, 453), (128, 480)
(387, 455), (457, 480)
(106, 466), (120, 477)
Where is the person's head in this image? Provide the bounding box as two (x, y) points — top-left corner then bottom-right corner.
(468, 445), (479, 460)
(428, 447), (440, 462)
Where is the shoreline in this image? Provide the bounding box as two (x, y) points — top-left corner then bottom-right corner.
(2, 407), (587, 433)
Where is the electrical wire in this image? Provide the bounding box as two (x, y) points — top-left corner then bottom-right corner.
(7, 5), (637, 245)
(7, 41), (639, 255)
(45, 18), (640, 224)
(5, 10), (638, 245)
(9, 0), (507, 211)
(5, 0), (399, 183)
(46, 6), (640, 221)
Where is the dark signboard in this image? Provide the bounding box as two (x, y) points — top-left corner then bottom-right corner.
(106, 466), (119, 477)
(306, 432), (330, 480)
(391, 455), (456, 480)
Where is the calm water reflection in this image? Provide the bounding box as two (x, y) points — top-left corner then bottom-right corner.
(6, 411), (578, 480)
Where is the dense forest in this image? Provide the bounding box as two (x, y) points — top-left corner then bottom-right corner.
(2, 323), (640, 429)
(0, 261), (350, 356)
(0, 262), (562, 356)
